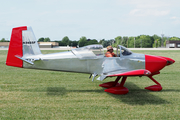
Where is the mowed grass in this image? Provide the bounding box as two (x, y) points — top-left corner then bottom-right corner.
(0, 50), (180, 119)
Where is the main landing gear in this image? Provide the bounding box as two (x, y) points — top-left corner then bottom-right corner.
(99, 76), (129, 95)
(99, 75), (162, 95)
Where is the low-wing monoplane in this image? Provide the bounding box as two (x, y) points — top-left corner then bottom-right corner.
(6, 26), (175, 94)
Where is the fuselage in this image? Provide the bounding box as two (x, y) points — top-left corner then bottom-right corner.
(25, 51), (145, 75)
(22, 48), (175, 78)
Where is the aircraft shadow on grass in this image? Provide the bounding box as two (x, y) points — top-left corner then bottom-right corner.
(46, 87), (103, 96)
(46, 82), (170, 105)
(107, 82), (170, 105)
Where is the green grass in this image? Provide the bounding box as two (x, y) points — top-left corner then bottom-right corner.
(0, 50), (180, 119)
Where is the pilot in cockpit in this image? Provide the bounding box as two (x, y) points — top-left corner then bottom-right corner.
(105, 46), (117, 57)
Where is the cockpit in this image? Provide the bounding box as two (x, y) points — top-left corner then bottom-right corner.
(71, 44), (132, 59)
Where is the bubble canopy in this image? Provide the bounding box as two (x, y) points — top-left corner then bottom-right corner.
(71, 44), (104, 59)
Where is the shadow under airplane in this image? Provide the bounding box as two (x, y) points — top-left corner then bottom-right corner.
(47, 82), (171, 105)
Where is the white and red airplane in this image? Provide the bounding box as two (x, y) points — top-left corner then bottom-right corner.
(6, 26), (175, 94)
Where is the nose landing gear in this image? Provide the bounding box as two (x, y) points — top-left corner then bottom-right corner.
(145, 75), (162, 91)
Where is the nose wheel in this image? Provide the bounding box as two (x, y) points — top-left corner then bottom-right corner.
(145, 76), (162, 91)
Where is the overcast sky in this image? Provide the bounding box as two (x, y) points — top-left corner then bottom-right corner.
(0, 0), (180, 41)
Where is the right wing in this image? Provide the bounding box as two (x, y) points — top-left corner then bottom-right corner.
(108, 69), (151, 77)
(97, 69), (151, 81)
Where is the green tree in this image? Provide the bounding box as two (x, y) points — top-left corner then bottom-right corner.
(135, 35), (154, 48)
(102, 40), (108, 47)
(86, 39), (98, 46)
(102, 40), (113, 47)
(134, 38), (141, 48)
(62, 36), (70, 45)
(152, 35), (161, 41)
(44, 37), (50, 42)
(153, 39), (161, 48)
(0, 38), (9, 42)
(56, 41), (65, 46)
(115, 36), (122, 46)
(38, 37), (44, 42)
(169, 36), (180, 41)
(122, 36), (128, 47)
(152, 35), (162, 48)
(69, 40), (78, 47)
(99, 39), (105, 44)
(127, 37), (135, 48)
(1, 38), (6, 42)
(78, 36), (87, 47)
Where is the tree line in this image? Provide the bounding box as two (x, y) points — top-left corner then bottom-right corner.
(1, 35), (180, 48)
(38, 36), (99, 47)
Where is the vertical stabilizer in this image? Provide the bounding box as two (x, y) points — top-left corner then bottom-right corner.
(22, 27), (41, 57)
(6, 26), (41, 68)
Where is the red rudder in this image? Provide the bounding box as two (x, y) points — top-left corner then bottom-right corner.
(6, 26), (27, 67)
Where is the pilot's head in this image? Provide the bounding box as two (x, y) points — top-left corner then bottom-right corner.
(107, 46), (113, 52)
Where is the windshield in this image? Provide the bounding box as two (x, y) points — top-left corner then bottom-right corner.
(121, 46), (132, 55)
(117, 45), (132, 56)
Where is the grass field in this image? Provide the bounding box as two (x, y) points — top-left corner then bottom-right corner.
(0, 50), (180, 119)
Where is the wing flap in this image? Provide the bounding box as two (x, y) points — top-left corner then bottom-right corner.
(108, 69), (151, 77)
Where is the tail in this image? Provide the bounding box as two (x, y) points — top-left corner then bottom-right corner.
(6, 26), (41, 67)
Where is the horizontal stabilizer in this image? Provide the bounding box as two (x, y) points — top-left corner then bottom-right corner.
(15, 56), (40, 65)
(108, 69), (151, 77)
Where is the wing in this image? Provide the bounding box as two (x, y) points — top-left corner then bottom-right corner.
(108, 69), (151, 77)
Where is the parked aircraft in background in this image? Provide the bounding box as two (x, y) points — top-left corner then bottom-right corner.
(6, 26), (175, 94)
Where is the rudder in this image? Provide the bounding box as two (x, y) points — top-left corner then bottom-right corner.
(6, 26), (27, 67)
(6, 26), (41, 67)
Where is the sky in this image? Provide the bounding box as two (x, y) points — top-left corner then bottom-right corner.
(0, 0), (180, 41)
